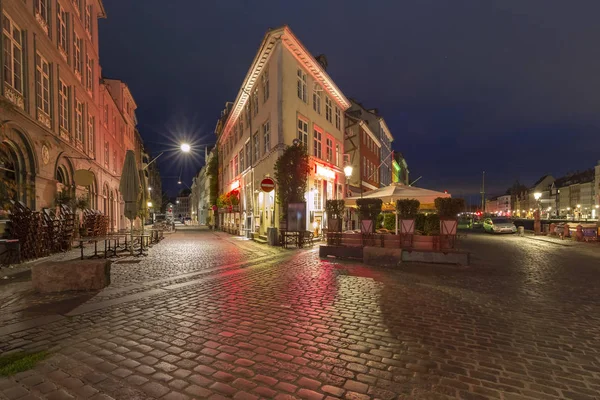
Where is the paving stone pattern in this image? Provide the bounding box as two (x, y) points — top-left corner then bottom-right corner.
(1, 230), (600, 399)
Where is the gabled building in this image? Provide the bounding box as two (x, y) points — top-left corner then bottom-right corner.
(216, 26), (351, 237)
(392, 151), (409, 185)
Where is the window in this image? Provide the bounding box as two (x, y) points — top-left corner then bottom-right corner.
(297, 69), (307, 102)
(245, 104), (250, 126)
(239, 149), (244, 172)
(335, 107), (341, 130)
(35, 54), (51, 115)
(234, 155), (238, 176)
(261, 69), (269, 102)
(229, 160), (233, 180)
(313, 85), (321, 114)
(75, 100), (84, 142)
(326, 138), (333, 163)
(86, 56), (93, 93)
(103, 104), (108, 126)
(87, 114), (94, 154)
(335, 143), (340, 167)
(72, 0), (81, 15)
(113, 150), (117, 173)
(58, 80), (70, 131)
(313, 180), (322, 210)
(313, 129), (322, 159)
(363, 157), (366, 176)
(325, 97), (332, 123)
(34, 0), (49, 32)
(2, 14), (23, 94)
(297, 119), (308, 147)
(263, 120), (270, 154)
(74, 33), (83, 79)
(252, 90), (259, 116)
(85, 4), (92, 37)
(104, 142), (109, 167)
(57, 4), (68, 57)
(112, 116), (116, 137)
(245, 141), (251, 166)
(238, 119), (243, 138)
(253, 132), (260, 161)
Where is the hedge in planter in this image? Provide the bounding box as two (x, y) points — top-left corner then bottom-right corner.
(396, 199), (420, 234)
(325, 200), (345, 232)
(434, 197), (464, 236)
(356, 198), (383, 233)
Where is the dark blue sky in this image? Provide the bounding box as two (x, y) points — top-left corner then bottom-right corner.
(99, 0), (600, 198)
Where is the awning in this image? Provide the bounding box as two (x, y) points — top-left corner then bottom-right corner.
(345, 183), (450, 208)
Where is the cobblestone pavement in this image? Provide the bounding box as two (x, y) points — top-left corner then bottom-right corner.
(1, 229), (600, 399)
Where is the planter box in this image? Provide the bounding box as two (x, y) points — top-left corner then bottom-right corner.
(363, 246), (402, 268)
(400, 219), (415, 234)
(361, 220), (373, 234)
(440, 219), (458, 235)
(328, 219), (341, 233)
(412, 235), (438, 251)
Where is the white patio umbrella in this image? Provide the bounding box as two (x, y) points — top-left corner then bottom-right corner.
(119, 150), (140, 255)
(345, 183), (451, 234)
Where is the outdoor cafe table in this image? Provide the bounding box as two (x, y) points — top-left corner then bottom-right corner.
(147, 228), (163, 245)
(132, 234), (151, 256)
(76, 237), (104, 260)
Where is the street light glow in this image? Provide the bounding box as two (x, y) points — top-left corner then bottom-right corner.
(147, 201), (153, 208)
(344, 165), (353, 178)
(180, 143), (191, 153)
(534, 192), (542, 200)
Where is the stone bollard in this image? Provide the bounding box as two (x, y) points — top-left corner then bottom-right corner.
(563, 224), (570, 239)
(575, 225), (584, 242)
(549, 223), (556, 236)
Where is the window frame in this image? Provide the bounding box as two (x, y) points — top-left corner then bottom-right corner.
(313, 85), (321, 114)
(253, 131), (260, 162)
(297, 118), (308, 147)
(57, 3), (68, 57)
(74, 32), (83, 79)
(313, 127), (322, 159)
(87, 114), (95, 154)
(75, 99), (84, 143)
(261, 68), (269, 102)
(58, 80), (70, 131)
(2, 13), (24, 94)
(35, 53), (51, 116)
(297, 68), (307, 102)
(325, 97), (332, 123)
(335, 106), (341, 130)
(263, 120), (270, 154)
(326, 137), (333, 163)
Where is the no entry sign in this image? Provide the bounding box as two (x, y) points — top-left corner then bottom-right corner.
(261, 178), (275, 192)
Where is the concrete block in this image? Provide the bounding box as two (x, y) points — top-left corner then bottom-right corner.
(401, 249), (470, 265)
(363, 247), (402, 268)
(32, 259), (111, 293)
(319, 245), (363, 260)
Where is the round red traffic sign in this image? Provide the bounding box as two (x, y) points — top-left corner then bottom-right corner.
(261, 178), (275, 192)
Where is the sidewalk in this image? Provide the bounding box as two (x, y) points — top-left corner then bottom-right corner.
(523, 233), (588, 247)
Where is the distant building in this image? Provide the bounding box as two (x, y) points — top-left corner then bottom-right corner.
(551, 169), (595, 219)
(392, 152), (409, 185)
(344, 113), (381, 193)
(485, 195), (511, 215)
(175, 195), (190, 219)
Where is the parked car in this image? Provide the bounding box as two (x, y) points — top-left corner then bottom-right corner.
(483, 218), (517, 234)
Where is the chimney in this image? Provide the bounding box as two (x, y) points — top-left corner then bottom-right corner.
(315, 54), (328, 71)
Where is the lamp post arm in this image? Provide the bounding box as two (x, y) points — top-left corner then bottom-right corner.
(144, 152), (164, 170)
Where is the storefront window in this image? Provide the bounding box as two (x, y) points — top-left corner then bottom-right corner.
(313, 180), (322, 210)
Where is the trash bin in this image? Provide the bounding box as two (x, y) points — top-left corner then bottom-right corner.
(267, 227), (279, 246)
(518, 226), (525, 237)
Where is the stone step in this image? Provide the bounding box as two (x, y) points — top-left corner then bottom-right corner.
(253, 234), (268, 244)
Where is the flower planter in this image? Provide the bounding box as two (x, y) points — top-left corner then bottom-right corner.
(328, 219), (341, 233)
(400, 219), (415, 234)
(361, 220), (373, 234)
(440, 219), (458, 236)
(412, 235), (438, 251)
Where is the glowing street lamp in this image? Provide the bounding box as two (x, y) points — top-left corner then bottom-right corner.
(147, 201), (153, 208)
(180, 143), (191, 153)
(534, 192), (542, 201)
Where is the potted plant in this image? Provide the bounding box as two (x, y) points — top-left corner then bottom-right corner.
(325, 200), (345, 233)
(435, 197), (465, 249)
(356, 198), (382, 234)
(396, 199), (419, 234)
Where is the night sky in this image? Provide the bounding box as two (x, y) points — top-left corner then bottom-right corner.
(99, 0), (600, 200)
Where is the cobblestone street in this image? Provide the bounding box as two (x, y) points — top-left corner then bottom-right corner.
(1, 228), (600, 399)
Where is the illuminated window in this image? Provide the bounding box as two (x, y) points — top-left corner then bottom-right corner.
(104, 142), (109, 167)
(263, 120), (270, 154)
(297, 118), (308, 147)
(57, 4), (68, 56)
(239, 149), (244, 172)
(74, 33), (83, 79)
(253, 132), (260, 161)
(297, 69), (307, 102)
(325, 97), (332, 123)
(245, 141), (251, 166)
(335, 106), (341, 129)
(85, 4), (92, 37)
(252, 90), (259, 116)
(87, 114), (95, 154)
(58, 80), (70, 131)
(313, 129), (322, 159)
(34, 0), (49, 32)
(234, 155), (238, 176)
(261, 68), (269, 102)
(75, 100), (84, 142)
(35, 53), (51, 116)
(314, 180), (322, 210)
(2, 14), (23, 94)
(326, 138), (333, 163)
(313, 85), (321, 114)
(86, 56), (93, 93)
(335, 143), (340, 167)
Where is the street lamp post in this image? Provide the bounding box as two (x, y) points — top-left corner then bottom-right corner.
(533, 192), (542, 234)
(344, 165), (353, 231)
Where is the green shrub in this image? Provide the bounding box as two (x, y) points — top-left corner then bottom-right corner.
(434, 198), (465, 218)
(356, 198), (383, 221)
(325, 200), (345, 219)
(396, 199), (420, 219)
(383, 213), (396, 230)
(424, 214), (440, 235)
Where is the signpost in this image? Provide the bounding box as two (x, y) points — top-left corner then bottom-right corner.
(261, 178), (275, 192)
